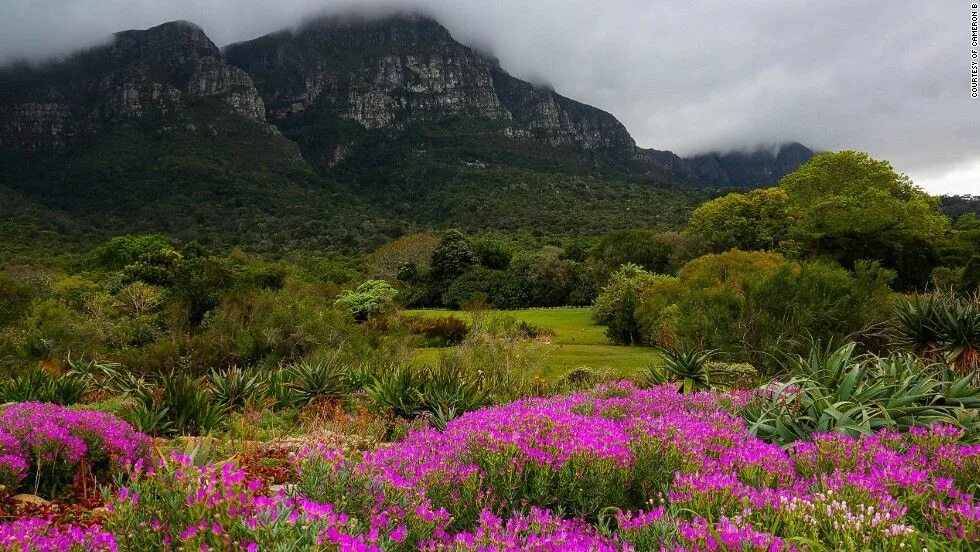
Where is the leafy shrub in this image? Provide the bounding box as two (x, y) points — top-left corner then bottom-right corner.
(657, 348), (715, 393)
(442, 267), (501, 308)
(127, 372), (227, 436)
(703, 361), (758, 390)
(418, 362), (492, 430)
(430, 230), (478, 284)
(364, 364), (424, 419)
(591, 263), (667, 345)
(513, 320), (554, 340)
(556, 366), (602, 392)
(0, 402), (150, 498)
(625, 251), (895, 372)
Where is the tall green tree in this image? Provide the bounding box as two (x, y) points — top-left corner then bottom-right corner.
(429, 230), (478, 284)
(779, 151), (948, 289)
(685, 188), (791, 253)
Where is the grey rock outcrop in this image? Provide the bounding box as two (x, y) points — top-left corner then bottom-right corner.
(0, 20), (267, 150)
(225, 15), (634, 154)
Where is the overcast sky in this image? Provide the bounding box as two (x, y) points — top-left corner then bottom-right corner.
(2, 0), (977, 194)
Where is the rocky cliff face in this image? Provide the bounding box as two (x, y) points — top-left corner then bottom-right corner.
(0, 20), (267, 150)
(224, 15), (635, 154)
(225, 16), (511, 128)
(0, 15), (812, 187)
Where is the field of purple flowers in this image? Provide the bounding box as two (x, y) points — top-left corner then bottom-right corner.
(1, 382), (977, 551)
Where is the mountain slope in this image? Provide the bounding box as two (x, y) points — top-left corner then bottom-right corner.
(0, 15), (812, 258)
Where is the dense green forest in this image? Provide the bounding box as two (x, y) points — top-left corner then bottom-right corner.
(2, 150), (977, 378)
(3, 145), (980, 552)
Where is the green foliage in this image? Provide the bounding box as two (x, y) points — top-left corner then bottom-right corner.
(286, 358), (350, 407)
(556, 366), (603, 392)
(592, 264), (671, 345)
(780, 151), (950, 289)
(400, 315), (470, 346)
(127, 372), (227, 436)
(364, 364), (424, 419)
(703, 361), (758, 390)
(681, 152), (953, 290)
(657, 348), (715, 393)
(430, 230), (479, 283)
(0, 369), (89, 405)
(893, 293), (980, 373)
(625, 251), (895, 372)
(0, 272), (32, 326)
(443, 267), (502, 308)
(172, 256), (238, 325)
(592, 229), (674, 274)
(472, 238), (513, 270)
(334, 279), (399, 322)
(686, 187), (792, 253)
(742, 343), (980, 445)
(208, 366), (264, 410)
(91, 234), (175, 269)
(418, 362), (492, 430)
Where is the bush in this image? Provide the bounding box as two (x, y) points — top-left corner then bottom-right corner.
(556, 366), (602, 392)
(703, 361), (758, 390)
(627, 251), (895, 371)
(893, 292), (980, 373)
(208, 366), (264, 410)
(127, 372), (227, 436)
(591, 263), (668, 345)
(364, 364), (423, 419)
(286, 358), (349, 407)
(442, 268), (502, 308)
(401, 315), (470, 346)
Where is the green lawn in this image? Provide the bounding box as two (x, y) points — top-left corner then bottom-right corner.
(402, 307), (660, 381)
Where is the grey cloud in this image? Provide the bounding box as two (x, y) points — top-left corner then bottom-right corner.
(1, 0), (977, 193)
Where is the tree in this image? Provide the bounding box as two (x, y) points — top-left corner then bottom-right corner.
(592, 229), (674, 274)
(591, 264), (666, 345)
(429, 231), (478, 284)
(779, 151), (949, 289)
(91, 234), (174, 269)
(472, 238), (513, 270)
(685, 188), (791, 253)
(334, 280), (399, 322)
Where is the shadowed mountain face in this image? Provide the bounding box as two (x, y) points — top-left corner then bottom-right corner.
(0, 14), (812, 255)
(642, 142), (815, 188)
(0, 21), (272, 151)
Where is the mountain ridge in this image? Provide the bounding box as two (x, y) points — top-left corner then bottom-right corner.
(0, 15), (815, 257)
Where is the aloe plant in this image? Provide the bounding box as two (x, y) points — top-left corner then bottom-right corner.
(657, 347), (715, 393)
(743, 343), (980, 446)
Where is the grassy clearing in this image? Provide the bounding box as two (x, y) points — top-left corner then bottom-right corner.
(403, 307), (660, 380)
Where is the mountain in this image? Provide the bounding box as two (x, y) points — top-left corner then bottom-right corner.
(0, 15), (813, 258)
(642, 142), (815, 188)
(222, 15), (638, 168)
(0, 21), (271, 150)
